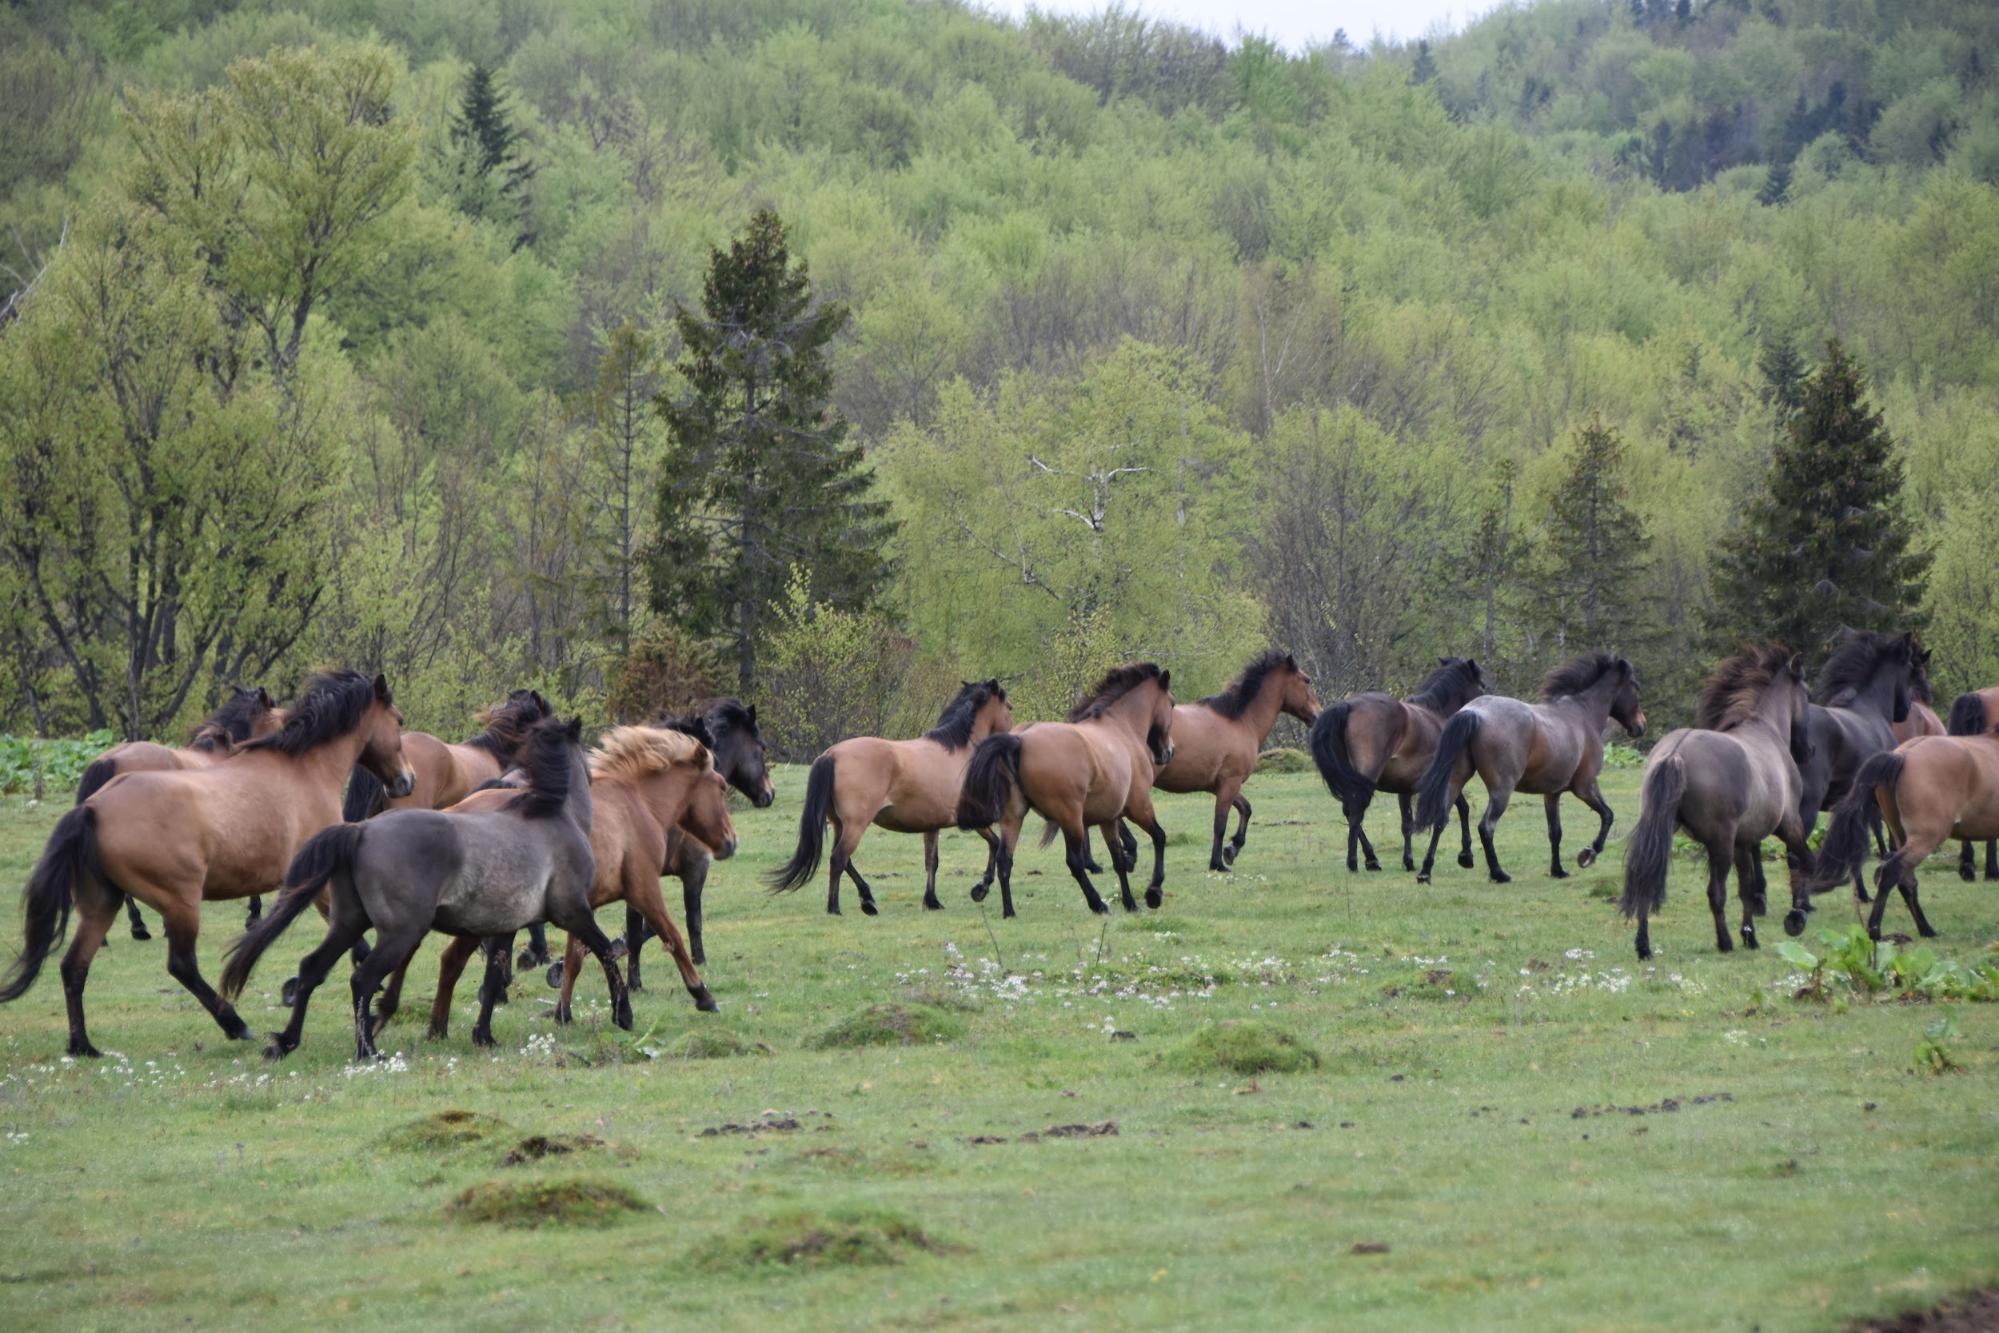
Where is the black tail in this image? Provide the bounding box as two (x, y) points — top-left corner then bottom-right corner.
(221, 823), (363, 998)
(74, 757), (118, 805)
(1811, 752), (1904, 893)
(342, 765), (386, 822)
(1415, 711), (1480, 830)
(957, 734), (1024, 830)
(1619, 756), (1686, 919)
(1, 806), (98, 1001)
(768, 755), (835, 892)
(1308, 702), (1373, 812)
(1947, 692), (1989, 737)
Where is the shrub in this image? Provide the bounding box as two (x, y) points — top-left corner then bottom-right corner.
(606, 620), (726, 722)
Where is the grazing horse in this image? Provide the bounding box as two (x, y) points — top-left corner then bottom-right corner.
(0, 671), (413, 1057)
(1151, 650), (1319, 872)
(1797, 631), (1921, 901)
(1310, 657), (1487, 874)
(956, 664), (1176, 918)
(75, 686), (286, 940)
(1619, 647), (1814, 960)
(769, 681), (1012, 917)
(1414, 654), (1646, 883)
(1811, 717), (1999, 941)
(223, 716), (618, 1060)
(341, 689), (552, 822)
(1946, 686), (1999, 883)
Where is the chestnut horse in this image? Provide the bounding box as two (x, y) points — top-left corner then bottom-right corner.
(1620, 647), (1814, 960)
(1310, 657), (1487, 874)
(76, 685), (286, 940)
(1414, 654), (1646, 883)
(1151, 650), (1319, 872)
(956, 664), (1176, 918)
(0, 671), (413, 1057)
(1947, 686), (1999, 883)
(770, 681), (1012, 916)
(341, 689), (551, 822)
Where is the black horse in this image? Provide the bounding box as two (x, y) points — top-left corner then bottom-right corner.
(1796, 631), (1921, 903)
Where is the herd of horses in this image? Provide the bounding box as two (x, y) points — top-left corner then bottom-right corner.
(2, 632), (1997, 1061)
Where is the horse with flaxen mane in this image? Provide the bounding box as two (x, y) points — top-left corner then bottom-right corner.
(769, 681), (1012, 916)
(1, 671), (413, 1057)
(75, 686), (287, 941)
(1310, 657), (1487, 875)
(956, 664), (1176, 918)
(1797, 631), (1923, 903)
(1620, 647), (1814, 960)
(1414, 653), (1645, 883)
(1945, 685), (1999, 883)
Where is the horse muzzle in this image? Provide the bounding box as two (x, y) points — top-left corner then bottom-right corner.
(1626, 712), (1648, 738)
(714, 835), (739, 861)
(754, 781), (774, 809)
(1154, 743), (1176, 767)
(390, 768), (417, 798)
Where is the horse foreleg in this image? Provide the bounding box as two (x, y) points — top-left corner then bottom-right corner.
(1134, 809), (1169, 909)
(1476, 786), (1514, 885)
(556, 911), (632, 1031)
(1228, 792), (1252, 865)
(970, 827), (1000, 901)
(375, 946), (416, 1026)
(922, 830), (943, 910)
(245, 895), (263, 928)
(426, 935), (482, 1040)
(518, 922), (551, 970)
(471, 933), (516, 1048)
(1208, 792), (1232, 873)
(123, 894), (152, 942)
(1962, 842), (1978, 883)
(555, 932), (586, 1024)
(679, 844), (711, 966)
(1575, 778), (1614, 869)
(1397, 792), (1416, 871)
(1544, 793), (1568, 879)
(631, 877), (716, 1012)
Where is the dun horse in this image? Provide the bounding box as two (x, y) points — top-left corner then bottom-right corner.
(770, 681), (1012, 916)
(222, 716), (617, 1060)
(1797, 631), (1922, 901)
(1151, 650), (1319, 872)
(76, 685), (285, 940)
(956, 664), (1176, 917)
(342, 689), (552, 822)
(1414, 654), (1646, 883)
(0, 671), (413, 1057)
(1310, 657), (1487, 874)
(1946, 686), (1999, 883)
(1619, 647), (1814, 960)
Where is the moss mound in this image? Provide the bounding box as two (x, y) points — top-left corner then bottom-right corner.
(659, 1027), (765, 1059)
(692, 1208), (949, 1271)
(808, 1002), (963, 1050)
(1163, 1020), (1321, 1075)
(448, 1176), (650, 1228)
(383, 1109), (513, 1154)
(1257, 746), (1312, 773)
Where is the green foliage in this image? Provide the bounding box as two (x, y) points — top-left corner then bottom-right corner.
(0, 732), (115, 796)
(1914, 1007), (1963, 1075)
(1774, 927), (1999, 1004)
(1535, 416), (1652, 656)
(758, 569), (946, 760)
(603, 620), (726, 724)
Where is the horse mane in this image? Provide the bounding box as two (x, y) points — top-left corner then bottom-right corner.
(1540, 653), (1620, 701)
(1409, 659), (1481, 712)
(465, 689), (551, 757)
(1068, 663), (1167, 722)
(188, 686), (271, 753)
(927, 680), (1005, 750)
(655, 697), (757, 745)
(242, 671), (377, 757)
(1695, 646), (1795, 731)
(505, 717), (579, 819)
(1198, 650), (1291, 721)
(590, 725), (709, 783)
(1814, 630), (1908, 705)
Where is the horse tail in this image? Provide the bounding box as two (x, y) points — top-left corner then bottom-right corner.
(221, 823), (363, 998)
(1308, 702), (1375, 814)
(957, 734), (1023, 830)
(341, 765), (387, 822)
(767, 756), (835, 892)
(1812, 752), (1905, 893)
(74, 757), (118, 805)
(1946, 692), (1989, 736)
(1619, 756), (1686, 920)
(1415, 711), (1479, 830)
(0, 807), (100, 1002)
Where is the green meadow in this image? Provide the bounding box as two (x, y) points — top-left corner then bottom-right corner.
(0, 766), (1993, 1330)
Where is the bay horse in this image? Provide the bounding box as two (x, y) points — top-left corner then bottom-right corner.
(1797, 630), (1921, 901)
(955, 664), (1176, 918)
(1946, 686), (1999, 882)
(1619, 646), (1814, 960)
(341, 689), (552, 822)
(1310, 657), (1487, 874)
(223, 715), (617, 1060)
(0, 671), (414, 1057)
(1413, 653), (1646, 883)
(1151, 650), (1319, 872)
(426, 725), (738, 1032)
(769, 681), (1012, 916)
(1810, 716), (1999, 941)
(75, 685), (285, 940)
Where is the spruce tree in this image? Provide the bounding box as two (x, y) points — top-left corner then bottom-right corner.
(449, 64), (535, 249)
(646, 208), (897, 690)
(1708, 341), (1930, 662)
(1409, 41), (1437, 86)
(1538, 417), (1651, 654)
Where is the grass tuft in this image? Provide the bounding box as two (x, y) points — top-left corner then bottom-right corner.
(1256, 746), (1312, 773)
(1162, 1019), (1321, 1075)
(808, 1002), (964, 1049)
(448, 1176), (650, 1228)
(658, 1026), (765, 1059)
(691, 1208), (951, 1271)
(383, 1109), (513, 1154)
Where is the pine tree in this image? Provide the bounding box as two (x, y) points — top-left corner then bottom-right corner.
(1409, 41), (1437, 86)
(1470, 457), (1523, 668)
(1538, 417), (1651, 654)
(591, 322), (661, 655)
(449, 64), (535, 249)
(646, 208), (898, 690)
(1708, 341), (1930, 662)
(1756, 334), (1805, 417)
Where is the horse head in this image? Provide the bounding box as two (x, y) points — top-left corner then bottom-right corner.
(1278, 654), (1321, 724)
(1146, 669), (1176, 768)
(681, 746), (739, 860)
(361, 673), (416, 798)
(1610, 658), (1646, 738)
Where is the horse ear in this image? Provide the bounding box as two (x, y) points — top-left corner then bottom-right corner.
(372, 672), (392, 702)
(746, 703), (758, 726)
(1786, 652), (1804, 679)
(534, 690), (550, 715)
(565, 717), (584, 742)
(1439, 657), (1451, 667)
(1159, 669), (1171, 691)
(258, 687), (274, 709)
(1467, 658), (1479, 672)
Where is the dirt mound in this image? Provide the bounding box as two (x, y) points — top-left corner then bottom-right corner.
(1850, 1289), (1999, 1331)
(808, 1002), (963, 1050)
(1256, 746), (1312, 773)
(448, 1176), (650, 1228)
(1162, 1020), (1321, 1075)
(691, 1208), (952, 1271)
(500, 1134), (606, 1166)
(659, 1027), (766, 1059)
(383, 1109), (513, 1154)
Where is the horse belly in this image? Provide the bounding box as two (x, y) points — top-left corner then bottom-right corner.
(432, 839), (553, 935)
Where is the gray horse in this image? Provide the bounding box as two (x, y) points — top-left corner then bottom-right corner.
(223, 715), (626, 1061)
(1797, 630), (1921, 902)
(1619, 646), (1815, 961)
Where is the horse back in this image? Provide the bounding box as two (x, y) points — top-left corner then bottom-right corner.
(1020, 720), (1132, 823)
(1151, 704), (1245, 794)
(88, 758), (322, 901)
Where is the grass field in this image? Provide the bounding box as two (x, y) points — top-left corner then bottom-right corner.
(0, 763), (1993, 1330)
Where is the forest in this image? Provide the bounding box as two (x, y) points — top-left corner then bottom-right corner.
(3, 0), (1998, 755)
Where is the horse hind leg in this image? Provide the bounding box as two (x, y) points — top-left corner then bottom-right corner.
(471, 933), (516, 1048)
(1703, 837), (1734, 954)
(59, 897), (118, 1058)
(349, 924), (426, 1061)
(267, 919), (368, 1059)
(1455, 795), (1476, 870)
(1227, 793), (1251, 865)
(1101, 820), (1138, 913)
(158, 902), (254, 1043)
(922, 830), (943, 911)
(1477, 786), (1515, 885)
(1544, 794), (1568, 879)
(1733, 842), (1764, 950)
(1343, 790), (1377, 873)
(1398, 793), (1416, 871)
(1209, 793), (1233, 873)
(123, 894), (152, 942)
(1060, 823), (1109, 915)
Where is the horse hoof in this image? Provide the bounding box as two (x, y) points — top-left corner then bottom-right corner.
(129, 925), (152, 942)
(826, 904), (842, 916)
(1635, 945), (1652, 962)
(1457, 853), (1476, 869)
(1577, 848), (1596, 869)
(1783, 911), (1806, 937)
(1223, 845), (1239, 865)
(969, 885), (988, 903)
(1209, 860), (1230, 874)
(615, 1005), (633, 1031)
(1416, 872), (1432, 885)
(923, 898), (943, 911)
(1145, 889), (1163, 909)
(1918, 925), (1939, 939)
(693, 986), (719, 1013)
(860, 900), (879, 917)
(1090, 903), (1110, 916)
(1740, 926), (1758, 949)
(545, 962), (564, 989)
(1550, 868), (1569, 880)
(426, 1024), (448, 1041)
(472, 1032), (495, 1049)
(1489, 871), (1511, 885)
(280, 978), (299, 1008)
(608, 938), (629, 961)
(68, 1038), (102, 1059)
(262, 1043), (289, 1061)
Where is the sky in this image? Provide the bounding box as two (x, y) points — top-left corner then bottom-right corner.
(987, 0), (1509, 50)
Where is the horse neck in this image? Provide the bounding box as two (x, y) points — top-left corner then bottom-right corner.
(629, 767), (691, 839)
(1559, 672), (1621, 726)
(1236, 677), (1288, 742)
(1100, 688), (1160, 742)
(1838, 665), (1901, 719)
(559, 752), (594, 831)
(967, 708), (1002, 747)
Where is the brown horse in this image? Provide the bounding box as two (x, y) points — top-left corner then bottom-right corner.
(769, 681), (1012, 916)
(341, 689), (552, 822)
(416, 725), (739, 1034)
(1151, 650), (1319, 872)
(1414, 653), (1646, 883)
(956, 664), (1176, 917)
(1310, 657), (1488, 874)
(1947, 686), (1999, 883)
(1812, 717), (1999, 940)
(75, 686), (286, 940)
(0, 671), (413, 1056)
